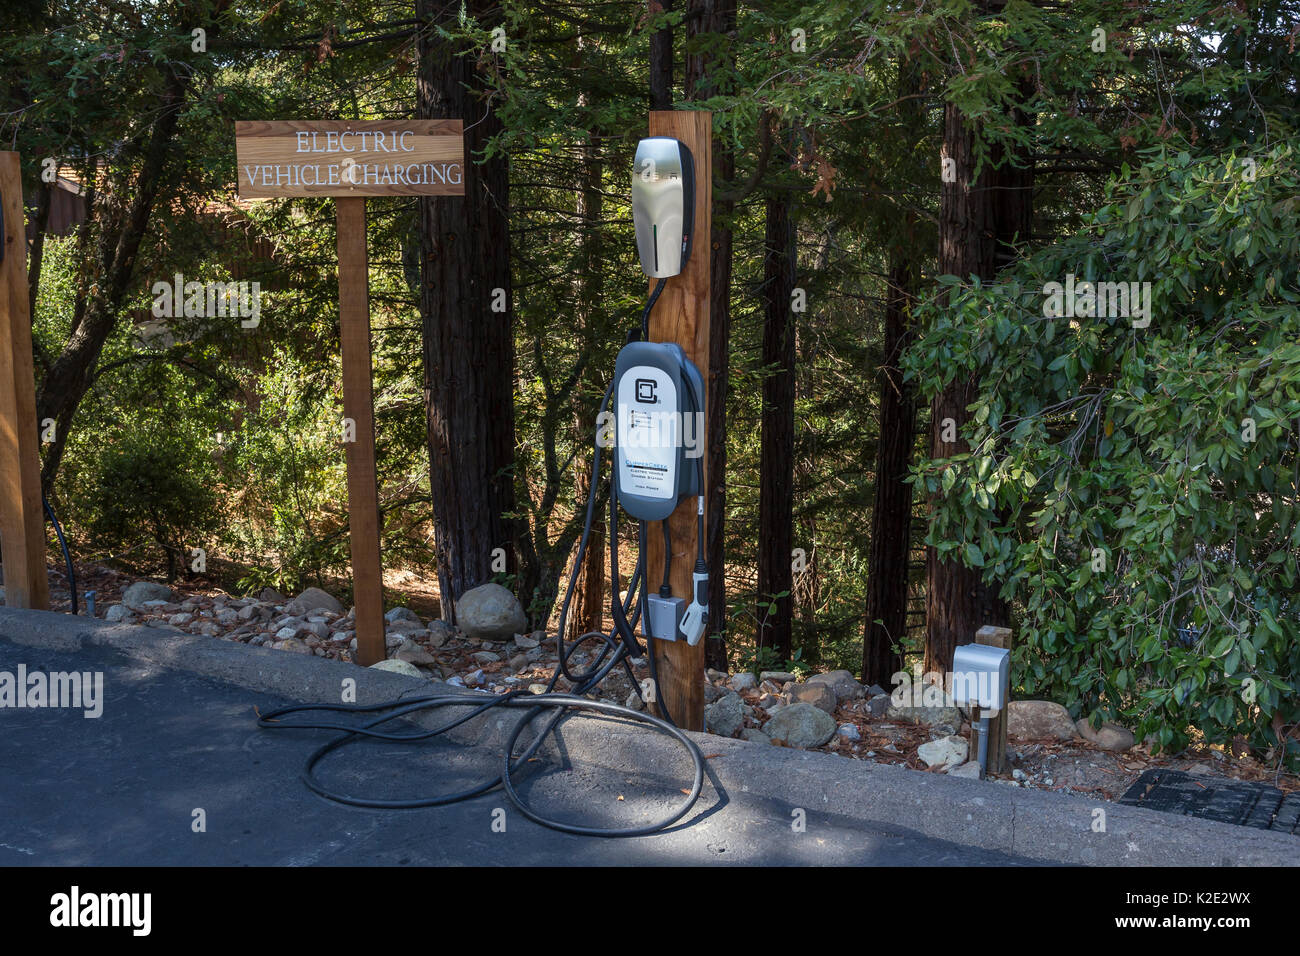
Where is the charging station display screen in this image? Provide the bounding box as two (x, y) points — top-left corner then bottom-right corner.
(617, 365), (678, 500)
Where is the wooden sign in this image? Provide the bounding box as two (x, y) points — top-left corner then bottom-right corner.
(235, 120), (464, 198)
(233, 118), (466, 665)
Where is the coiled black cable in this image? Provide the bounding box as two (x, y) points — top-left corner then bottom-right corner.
(258, 293), (706, 835)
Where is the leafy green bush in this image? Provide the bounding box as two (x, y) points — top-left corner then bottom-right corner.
(83, 428), (221, 582)
(906, 145), (1300, 767)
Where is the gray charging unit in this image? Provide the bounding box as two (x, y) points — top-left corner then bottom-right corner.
(613, 340), (704, 522)
(612, 339), (706, 646)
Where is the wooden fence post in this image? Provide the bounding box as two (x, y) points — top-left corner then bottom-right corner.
(0, 152), (50, 610)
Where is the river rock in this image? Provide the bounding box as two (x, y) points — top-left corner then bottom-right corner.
(427, 620), (455, 647)
(293, 587), (343, 614)
(763, 702), (836, 748)
(270, 637), (312, 655)
(1075, 718), (1136, 751)
(394, 639), (437, 666)
(865, 693), (891, 717)
(105, 604), (133, 623)
(370, 659), (423, 679)
(917, 734), (968, 768)
(788, 681), (837, 714)
(705, 692), (745, 737)
(122, 581), (174, 610)
(1007, 700), (1078, 741)
(808, 669), (865, 700)
(729, 672), (758, 692)
(455, 583), (527, 639)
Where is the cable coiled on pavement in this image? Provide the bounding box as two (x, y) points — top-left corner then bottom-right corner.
(258, 286), (705, 837)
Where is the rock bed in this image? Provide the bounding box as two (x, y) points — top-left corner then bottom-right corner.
(99, 578), (648, 707)
(26, 565), (1294, 804)
(701, 669), (1298, 801)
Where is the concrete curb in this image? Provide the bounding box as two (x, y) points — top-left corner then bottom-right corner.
(2, 606), (1295, 866)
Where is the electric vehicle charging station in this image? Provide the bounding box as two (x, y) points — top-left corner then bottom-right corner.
(620, 134), (710, 655)
(631, 137), (694, 278)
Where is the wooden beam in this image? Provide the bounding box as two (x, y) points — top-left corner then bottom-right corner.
(0, 152), (50, 610)
(972, 624), (1012, 774)
(644, 111), (711, 731)
(336, 197), (384, 665)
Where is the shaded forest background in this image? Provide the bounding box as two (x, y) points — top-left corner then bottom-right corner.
(2, 0), (1298, 769)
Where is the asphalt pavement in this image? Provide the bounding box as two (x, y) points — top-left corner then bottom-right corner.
(0, 638), (1038, 866)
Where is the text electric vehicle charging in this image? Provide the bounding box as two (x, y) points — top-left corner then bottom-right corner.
(259, 136), (711, 837)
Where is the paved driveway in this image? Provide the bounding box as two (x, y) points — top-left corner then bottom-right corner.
(0, 638), (1040, 865)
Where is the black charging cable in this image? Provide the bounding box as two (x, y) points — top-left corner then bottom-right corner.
(258, 331), (704, 836)
(42, 493), (78, 615)
(640, 277), (667, 341)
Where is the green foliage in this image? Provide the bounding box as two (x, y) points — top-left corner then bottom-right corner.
(738, 643), (807, 680)
(907, 144), (1300, 767)
(83, 427), (221, 583)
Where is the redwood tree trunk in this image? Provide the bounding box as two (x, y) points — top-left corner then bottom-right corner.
(926, 92), (1032, 674)
(863, 254), (917, 686)
(649, 1), (674, 110)
(569, 123), (605, 639)
(686, 0), (735, 671)
(756, 193), (796, 661)
(416, 0), (518, 621)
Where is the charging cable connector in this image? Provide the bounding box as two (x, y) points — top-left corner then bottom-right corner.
(680, 566), (709, 646)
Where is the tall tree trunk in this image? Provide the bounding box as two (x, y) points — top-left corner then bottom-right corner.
(686, 0), (735, 671)
(863, 254), (917, 685)
(569, 119), (605, 639)
(416, 0), (518, 622)
(649, 0), (674, 110)
(926, 90), (1032, 674)
(863, 55), (923, 687)
(756, 193), (796, 661)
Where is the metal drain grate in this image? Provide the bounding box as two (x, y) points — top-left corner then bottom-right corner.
(1119, 768), (1300, 834)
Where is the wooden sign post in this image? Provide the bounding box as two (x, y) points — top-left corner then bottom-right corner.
(236, 120), (464, 665)
(644, 111), (711, 732)
(972, 624), (1012, 774)
(0, 152), (51, 611)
